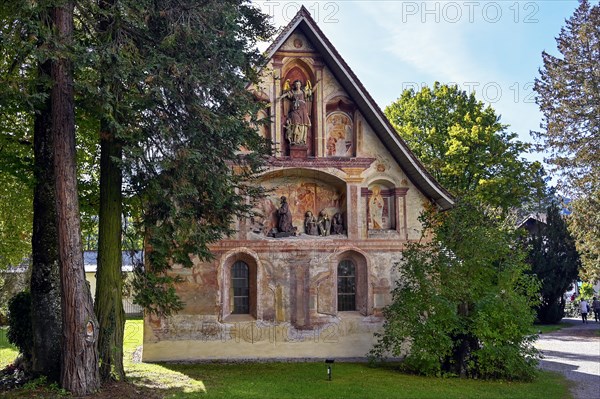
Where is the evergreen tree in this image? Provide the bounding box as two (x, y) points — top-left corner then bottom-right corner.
(533, 0), (600, 281)
(526, 203), (581, 324)
(51, 1), (101, 394)
(120, 0), (274, 316)
(0, 2), (63, 380)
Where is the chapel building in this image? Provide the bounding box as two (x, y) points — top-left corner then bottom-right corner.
(142, 7), (453, 362)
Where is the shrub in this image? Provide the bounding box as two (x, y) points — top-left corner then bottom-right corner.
(371, 200), (540, 381)
(7, 291), (33, 361)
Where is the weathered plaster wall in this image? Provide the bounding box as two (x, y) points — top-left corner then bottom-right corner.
(143, 30), (432, 362)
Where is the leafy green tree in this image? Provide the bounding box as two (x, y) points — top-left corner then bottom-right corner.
(0, 13), (35, 269)
(0, 2), (63, 381)
(533, 0), (600, 281)
(578, 282), (596, 301)
(385, 83), (542, 211)
(371, 200), (540, 380)
(525, 203), (580, 323)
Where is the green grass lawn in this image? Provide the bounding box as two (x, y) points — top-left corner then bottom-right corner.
(0, 327), (18, 368)
(1, 320), (573, 399)
(532, 322), (573, 334)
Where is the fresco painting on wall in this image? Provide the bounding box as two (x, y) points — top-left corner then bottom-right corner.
(326, 112), (353, 157)
(251, 177), (345, 235)
(368, 184), (392, 230)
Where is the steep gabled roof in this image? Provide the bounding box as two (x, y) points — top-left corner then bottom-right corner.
(265, 7), (454, 210)
(517, 213), (547, 230)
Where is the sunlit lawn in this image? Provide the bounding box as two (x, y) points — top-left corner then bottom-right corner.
(532, 322), (573, 334)
(0, 327), (18, 369)
(1, 320), (573, 398)
(122, 320), (571, 399)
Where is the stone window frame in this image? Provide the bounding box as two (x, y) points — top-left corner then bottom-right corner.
(220, 251), (260, 321)
(361, 179), (409, 239)
(337, 259), (356, 311)
(335, 250), (370, 315)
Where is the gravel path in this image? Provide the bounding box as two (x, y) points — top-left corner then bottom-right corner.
(535, 317), (600, 399)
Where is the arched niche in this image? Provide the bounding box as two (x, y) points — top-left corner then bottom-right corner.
(220, 250), (260, 320)
(251, 168), (347, 236)
(326, 96), (356, 157)
(335, 249), (370, 315)
(280, 59), (316, 156)
(366, 180), (396, 231)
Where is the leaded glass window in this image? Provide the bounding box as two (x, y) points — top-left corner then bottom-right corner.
(232, 261), (249, 314)
(337, 260), (356, 311)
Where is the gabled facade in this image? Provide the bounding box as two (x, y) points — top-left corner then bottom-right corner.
(143, 8), (453, 362)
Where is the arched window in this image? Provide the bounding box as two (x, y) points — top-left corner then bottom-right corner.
(232, 261), (250, 314)
(337, 260), (356, 311)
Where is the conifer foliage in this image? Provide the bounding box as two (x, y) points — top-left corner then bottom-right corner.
(525, 204), (580, 324)
(534, 0), (600, 281)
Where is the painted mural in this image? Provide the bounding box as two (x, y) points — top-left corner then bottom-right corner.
(368, 184), (393, 230)
(250, 176), (346, 236)
(326, 111), (353, 156)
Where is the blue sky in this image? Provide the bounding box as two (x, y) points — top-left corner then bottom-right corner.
(255, 1), (579, 165)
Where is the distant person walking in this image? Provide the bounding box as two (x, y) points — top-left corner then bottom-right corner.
(579, 299), (590, 324)
(592, 297), (600, 323)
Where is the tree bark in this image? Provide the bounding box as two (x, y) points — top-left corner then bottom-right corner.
(30, 58), (62, 382)
(95, 124), (125, 381)
(51, 2), (100, 395)
(94, 0), (126, 380)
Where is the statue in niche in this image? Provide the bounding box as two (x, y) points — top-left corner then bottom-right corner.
(317, 210), (331, 236)
(369, 185), (385, 229)
(304, 211), (318, 236)
(332, 212), (345, 235)
(279, 79), (318, 145)
(275, 196), (295, 237)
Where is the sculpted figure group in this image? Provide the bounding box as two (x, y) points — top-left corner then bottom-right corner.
(304, 210), (345, 237)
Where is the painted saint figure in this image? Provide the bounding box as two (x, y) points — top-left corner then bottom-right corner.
(279, 79), (317, 145)
(369, 185), (385, 229)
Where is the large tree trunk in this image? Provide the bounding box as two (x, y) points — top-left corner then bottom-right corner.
(51, 2), (100, 395)
(94, 0), (126, 381)
(30, 58), (62, 382)
(95, 124), (125, 381)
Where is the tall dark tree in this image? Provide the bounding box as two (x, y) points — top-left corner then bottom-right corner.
(88, 0), (127, 381)
(122, 0), (274, 316)
(31, 57), (62, 382)
(51, 1), (100, 394)
(526, 203), (581, 324)
(533, 0), (600, 281)
(0, 2), (63, 380)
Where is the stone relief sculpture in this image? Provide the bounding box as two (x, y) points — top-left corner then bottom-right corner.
(331, 212), (345, 235)
(279, 79), (319, 145)
(304, 211), (318, 235)
(268, 196), (296, 238)
(369, 185), (385, 229)
(317, 210), (331, 236)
